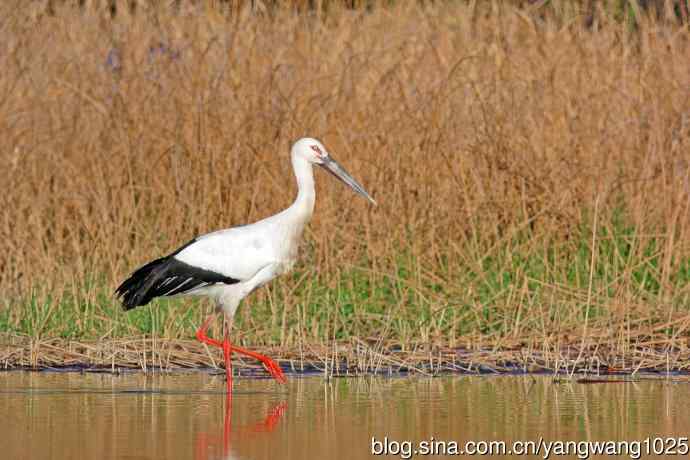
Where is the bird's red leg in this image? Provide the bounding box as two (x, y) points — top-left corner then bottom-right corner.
(196, 314), (223, 348)
(222, 319), (233, 393)
(196, 314), (234, 393)
(229, 344), (286, 384)
(196, 313), (285, 384)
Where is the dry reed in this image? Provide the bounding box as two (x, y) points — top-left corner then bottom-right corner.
(1, 1), (690, 373)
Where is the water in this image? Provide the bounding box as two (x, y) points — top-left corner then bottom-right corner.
(2, 372), (690, 459)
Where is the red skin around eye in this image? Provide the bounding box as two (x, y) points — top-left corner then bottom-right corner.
(310, 145), (324, 157)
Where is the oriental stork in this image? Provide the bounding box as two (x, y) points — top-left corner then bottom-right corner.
(115, 138), (376, 391)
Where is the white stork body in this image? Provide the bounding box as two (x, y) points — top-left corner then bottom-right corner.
(172, 159), (315, 318)
(116, 138), (375, 388)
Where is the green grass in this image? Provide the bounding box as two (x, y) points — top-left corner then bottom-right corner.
(5, 213), (690, 351)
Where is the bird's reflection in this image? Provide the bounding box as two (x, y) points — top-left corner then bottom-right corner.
(195, 392), (287, 460)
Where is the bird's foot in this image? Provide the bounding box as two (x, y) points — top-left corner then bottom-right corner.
(195, 314), (286, 384)
(259, 356), (287, 384)
(231, 345), (287, 384)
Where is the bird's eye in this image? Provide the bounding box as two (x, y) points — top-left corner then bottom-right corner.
(310, 145), (324, 157)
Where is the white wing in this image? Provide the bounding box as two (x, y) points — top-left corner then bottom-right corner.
(173, 218), (281, 282)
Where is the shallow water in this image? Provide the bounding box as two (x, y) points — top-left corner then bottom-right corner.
(2, 372), (690, 459)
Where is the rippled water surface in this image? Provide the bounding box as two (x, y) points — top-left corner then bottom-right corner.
(2, 372), (690, 459)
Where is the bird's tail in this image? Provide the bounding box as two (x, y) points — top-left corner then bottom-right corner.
(115, 256), (170, 310)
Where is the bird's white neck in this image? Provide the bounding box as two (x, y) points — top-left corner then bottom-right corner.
(289, 154), (316, 220)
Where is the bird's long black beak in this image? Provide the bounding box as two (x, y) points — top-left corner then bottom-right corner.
(320, 156), (376, 205)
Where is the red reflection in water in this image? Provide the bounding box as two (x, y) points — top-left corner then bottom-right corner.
(195, 392), (287, 460)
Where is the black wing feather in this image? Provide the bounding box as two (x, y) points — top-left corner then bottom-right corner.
(115, 240), (240, 310)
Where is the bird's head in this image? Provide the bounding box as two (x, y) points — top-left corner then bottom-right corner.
(292, 137), (376, 205)
(292, 137), (331, 165)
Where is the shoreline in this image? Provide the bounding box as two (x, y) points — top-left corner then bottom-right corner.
(3, 335), (690, 377)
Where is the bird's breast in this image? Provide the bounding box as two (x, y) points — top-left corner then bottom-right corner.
(276, 235), (300, 273)
(273, 220), (306, 274)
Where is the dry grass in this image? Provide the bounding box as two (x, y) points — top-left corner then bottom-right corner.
(1, 1), (690, 373)
(5, 333), (690, 376)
